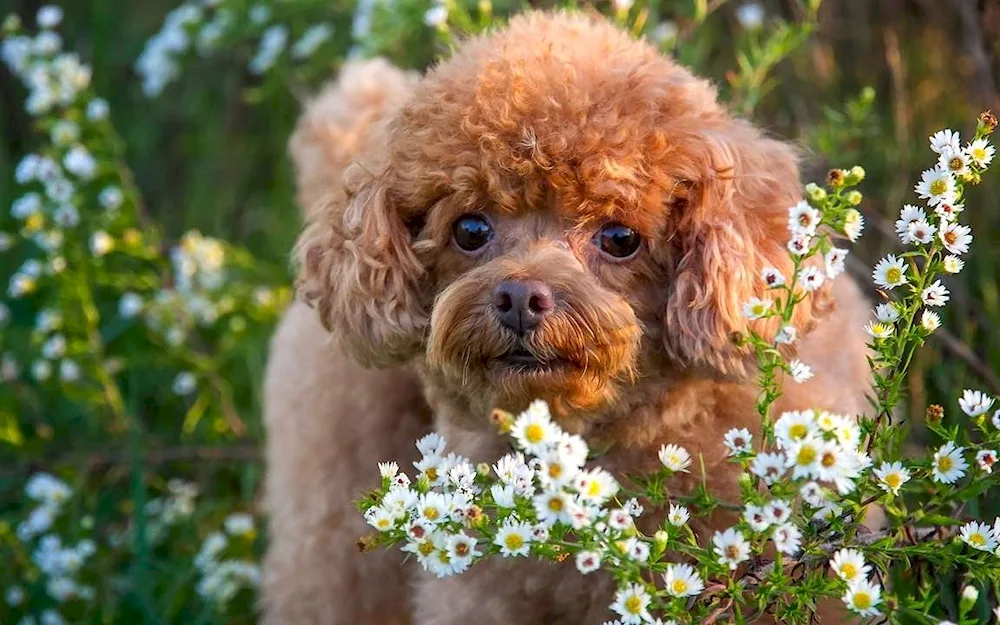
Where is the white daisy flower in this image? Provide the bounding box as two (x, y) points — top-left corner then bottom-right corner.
(723, 428), (753, 455)
(873, 461), (910, 495)
(37, 5), (64, 28)
(378, 461), (399, 479)
(536, 448), (581, 489)
(774, 324), (797, 345)
(533, 490), (574, 527)
(921, 310), (941, 332)
(976, 450), (997, 473)
(932, 442), (968, 484)
(667, 504), (690, 526)
(556, 433), (589, 468)
(874, 303), (901, 323)
(574, 467), (619, 504)
(906, 219), (935, 245)
(798, 266), (825, 292)
(663, 563), (704, 597)
(935, 201), (963, 222)
(939, 222), (973, 255)
(575, 550), (601, 574)
(89, 231), (114, 256)
(938, 146), (971, 176)
(762, 267), (786, 288)
(929, 129), (961, 154)
(490, 484), (516, 508)
(872, 254), (908, 289)
(914, 168), (956, 206)
(943, 255), (965, 274)
(799, 481), (827, 507)
(772, 523), (802, 555)
(610, 582), (653, 624)
(960, 521), (997, 552)
(788, 201), (820, 236)
(824, 247), (848, 279)
(657, 444), (692, 472)
(843, 209), (864, 242)
(789, 359), (813, 383)
(494, 518), (533, 557)
(830, 548), (870, 583)
(921, 280), (950, 307)
(966, 137), (995, 168)
(712, 527), (750, 570)
(623, 498), (644, 517)
(960, 389), (995, 417)
(763, 499), (792, 525)
(749, 451), (786, 484)
(743, 504), (770, 532)
(774, 410), (817, 448)
(863, 321), (893, 340)
(620, 537), (650, 563)
(511, 401), (559, 454)
(416, 432), (447, 458)
(366, 505), (396, 532)
(787, 234), (811, 256)
(741, 297), (772, 320)
(843, 579), (882, 617)
(447, 532), (480, 573)
(607, 508), (633, 531)
(993, 409), (1000, 430)
(415, 492), (449, 525)
(894, 204), (926, 244)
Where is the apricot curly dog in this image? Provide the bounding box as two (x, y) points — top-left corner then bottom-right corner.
(262, 12), (870, 624)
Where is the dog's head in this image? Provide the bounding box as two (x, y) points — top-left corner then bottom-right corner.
(297, 12), (825, 418)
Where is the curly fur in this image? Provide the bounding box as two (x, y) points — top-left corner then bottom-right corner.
(264, 12), (870, 624)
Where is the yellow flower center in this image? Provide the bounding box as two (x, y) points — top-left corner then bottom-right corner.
(587, 481), (602, 497)
(949, 157), (964, 171)
(970, 533), (986, 547)
(525, 423), (545, 444)
(418, 541), (435, 556)
(938, 456), (954, 472)
(624, 595), (643, 614)
(797, 446), (817, 465)
(885, 267), (902, 283)
(376, 518), (391, 529)
(671, 580), (688, 595)
(548, 497), (564, 512)
(885, 474), (901, 489)
(504, 533), (524, 550)
(425, 467), (438, 482)
(840, 563), (857, 580)
(548, 463), (563, 479)
(973, 148), (986, 161)
(821, 452), (837, 468)
(454, 542), (470, 556)
(930, 179), (947, 196)
(423, 506), (440, 521)
(788, 424), (808, 440)
(944, 231), (957, 245)
(853, 591), (872, 610)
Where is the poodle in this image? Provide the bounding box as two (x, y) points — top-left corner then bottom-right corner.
(262, 12), (871, 624)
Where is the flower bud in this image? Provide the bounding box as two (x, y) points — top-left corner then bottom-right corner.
(805, 183), (826, 202)
(356, 535), (378, 552)
(653, 530), (669, 555)
(978, 110), (997, 135)
(476, 462), (491, 477)
(489, 408), (514, 434)
(960, 584), (979, 614)
(926, 404), (944, 423)
(827, 168), (846, 188)
(849, 165), (866, 183)
(845, 190), (863, 206)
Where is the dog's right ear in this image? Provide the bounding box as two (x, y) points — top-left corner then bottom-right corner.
(294, 164), (428, 366)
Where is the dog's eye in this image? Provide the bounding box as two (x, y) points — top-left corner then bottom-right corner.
(452, 214), (494, 252)
(594, 223), (641, 259)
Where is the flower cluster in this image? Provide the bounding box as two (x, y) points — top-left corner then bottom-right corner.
(359, 115), (1000, 623)
(135, 0), (335, 96)
(194, 513), (261, 606)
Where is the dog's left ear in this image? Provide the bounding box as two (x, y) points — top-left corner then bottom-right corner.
(663, 118), (824, 377)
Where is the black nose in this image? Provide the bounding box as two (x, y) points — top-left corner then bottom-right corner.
(492, 279), (555, 334)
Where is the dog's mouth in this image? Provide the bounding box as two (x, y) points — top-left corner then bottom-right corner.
(493, 346), (573, 372)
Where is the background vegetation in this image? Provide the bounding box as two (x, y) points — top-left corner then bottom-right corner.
(1, 0), (998, 622)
